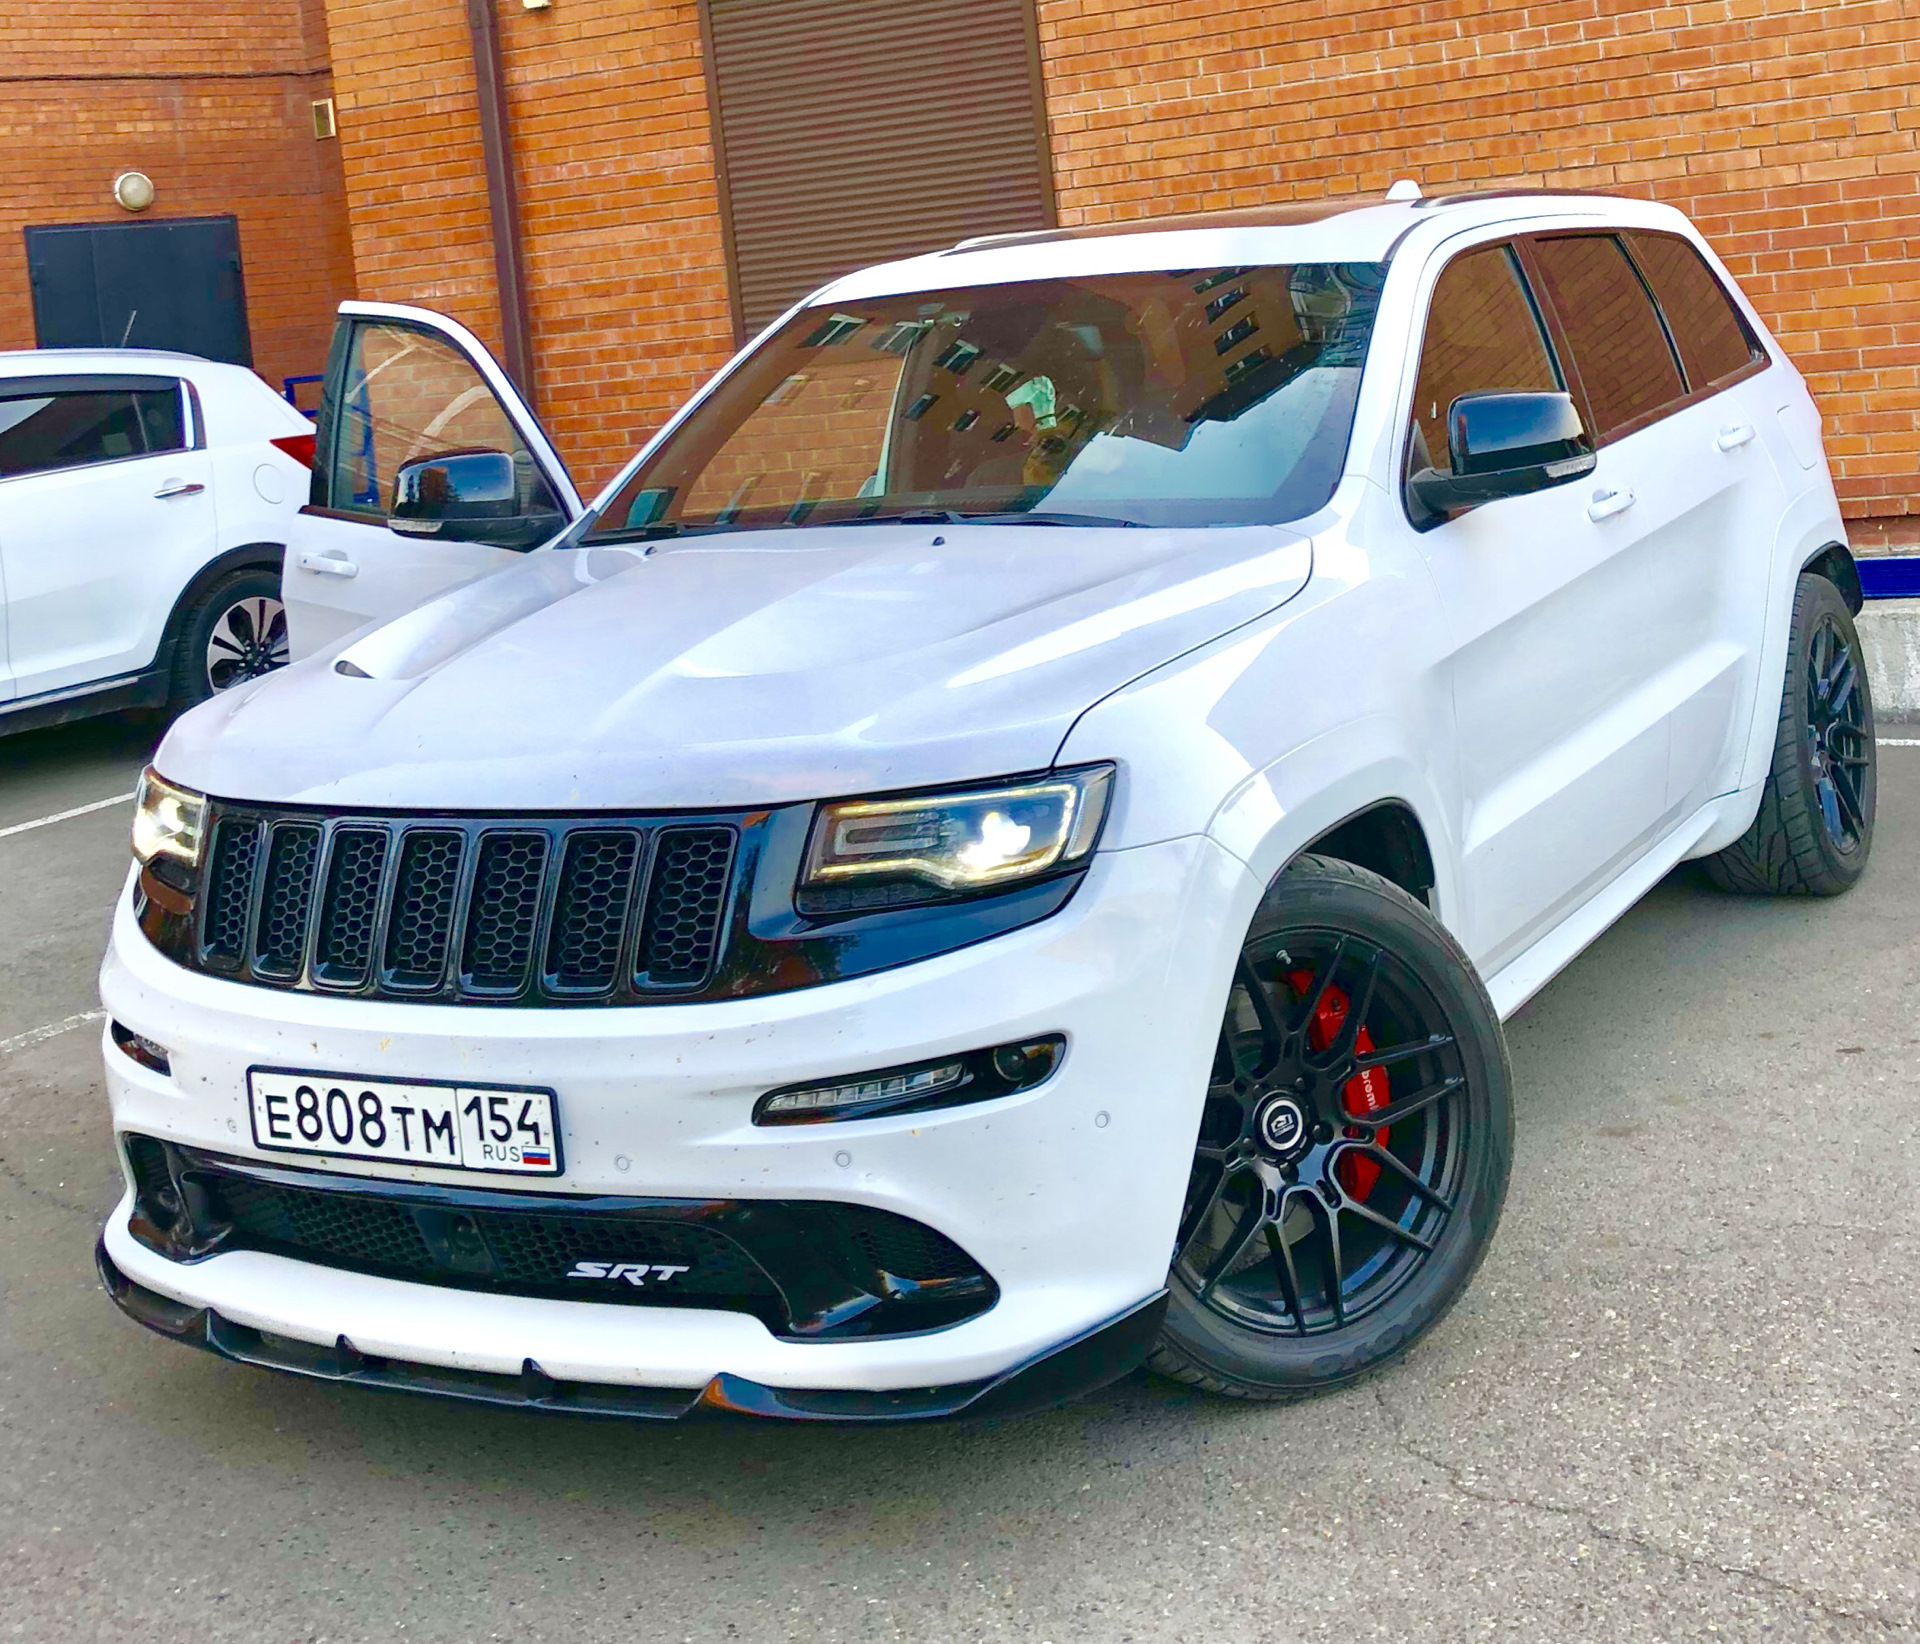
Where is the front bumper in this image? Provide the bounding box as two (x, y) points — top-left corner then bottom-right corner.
(97, 1238), (1169, 1421)
(100, 834), (1256, 1408)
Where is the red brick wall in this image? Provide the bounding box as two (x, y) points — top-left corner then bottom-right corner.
(0, 0), (355, 395)
(1036, 0), (1920, 532)
(321, 0), (735, 494)
(314, 0), (1920, 533)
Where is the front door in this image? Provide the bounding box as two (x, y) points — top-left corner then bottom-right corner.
(287, 302), (582, 658)
(0, 374), (213, 700)
(1401, 238), (1679, 974)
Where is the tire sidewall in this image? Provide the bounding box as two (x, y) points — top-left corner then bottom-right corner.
(1787, 574), (1876, 884)
(1158, 857), (1513, 1396)
(172, 569), (286, 710)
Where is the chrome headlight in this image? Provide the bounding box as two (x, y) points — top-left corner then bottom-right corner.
(131, 767), (207, 869)
(801, 765), (1113, 903)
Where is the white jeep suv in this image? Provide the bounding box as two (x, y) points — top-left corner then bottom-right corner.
(97, 189), (1874, 1418)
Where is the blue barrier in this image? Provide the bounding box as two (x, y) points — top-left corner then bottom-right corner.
(282, 373), (325, 420)
(1859, 557), (1920, 600)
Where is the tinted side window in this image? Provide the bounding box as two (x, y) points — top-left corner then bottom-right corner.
(1624, 231), (1763, 390)
(322, 322), (557, 519)
(0, 384), (184, 479)
(1528, 234), (1684, 441)
(1408, 244), (1560, 476)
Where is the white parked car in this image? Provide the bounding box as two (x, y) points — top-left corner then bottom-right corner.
(0, 350), (314, 733)
(98, 188), (1874, 1419)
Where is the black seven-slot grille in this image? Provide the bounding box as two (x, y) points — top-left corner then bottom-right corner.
(190, 801), (738, 1004)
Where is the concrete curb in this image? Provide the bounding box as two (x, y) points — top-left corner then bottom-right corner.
(1858, 597), (1920, 717)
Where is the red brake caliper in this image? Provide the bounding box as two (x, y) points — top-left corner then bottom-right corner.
(1285, 969), (1390, 1199)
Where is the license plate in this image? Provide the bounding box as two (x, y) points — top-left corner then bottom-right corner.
(247, 1069), (561, 1176)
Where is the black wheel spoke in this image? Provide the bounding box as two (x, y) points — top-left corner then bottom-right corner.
(1357, 1142), (1455, 1213)
(1177, 1159), (1237, 1256)
(1200, 1196), (1271, 1299)
(1265, 1218), (1307, 1332)
(1337, 1190), (1437, 1254)
(1232, 956), (1286, 1080)
(1826, 659), (1857, 721)
(1293, 936), (1349, 1039)
(1830, 760), (1865, 835)
(1352, 1032), (1453, 1072)
(1364, 1073), (1463, 1128)
(1320, 946), (1382, 1064)
(1816, 776), (1844, 840)
(1309, 1194), (1347, 1327)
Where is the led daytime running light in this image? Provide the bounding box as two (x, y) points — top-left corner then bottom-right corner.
(754, 1036), (1065, 1126)
(761, 1060), (969, 1119)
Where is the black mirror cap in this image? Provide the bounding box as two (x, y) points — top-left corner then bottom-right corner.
(1407, 446), (1596, 524)
(1406, 391), (1596, 527)
(391, 449), (518, 521)
(389, 448), (563, 550)
(1448, 390), (1590, 476)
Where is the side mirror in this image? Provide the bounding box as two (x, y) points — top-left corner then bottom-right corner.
(1407, 391), (1596, 525)
(389, 449), (563, 550)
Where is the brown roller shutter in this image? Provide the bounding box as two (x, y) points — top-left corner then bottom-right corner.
(701, 0), (1055, 336)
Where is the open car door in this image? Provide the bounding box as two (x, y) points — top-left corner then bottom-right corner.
(285, 301), (583, 658)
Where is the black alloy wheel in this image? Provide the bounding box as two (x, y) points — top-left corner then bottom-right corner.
(1151, 855), (1512, 1399)
(170, 568), (291, 711)
(1705, 572), (1875, 897)
(1804, 608), (1872, 851)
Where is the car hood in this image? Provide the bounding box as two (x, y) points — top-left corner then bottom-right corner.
(160, 523), (1313, 810)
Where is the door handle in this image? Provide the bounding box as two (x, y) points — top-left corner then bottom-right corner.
(153, 480), (205, 499)
(1715, 424), (1756, 451)
(297, 552), (359, 579)
(1586, 487), (1636, 523)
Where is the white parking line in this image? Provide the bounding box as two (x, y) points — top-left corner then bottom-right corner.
(0, 1010), (106, 1056)
(0, 791), (136, 841)
(1881, 738), (1920, 747)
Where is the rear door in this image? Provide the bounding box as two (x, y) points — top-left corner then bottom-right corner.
(0, 374), (213, 700)
(1522, 230), (1779, 824)
(1613, 229), (1780, 813)
(287, 302), (581, 658)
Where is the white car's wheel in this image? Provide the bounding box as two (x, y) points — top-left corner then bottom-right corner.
(1704, 572), (1876, 896)
(170, 569), (290, 709)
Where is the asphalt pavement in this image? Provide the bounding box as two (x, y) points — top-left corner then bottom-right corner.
(1, 711), (1915, 1644)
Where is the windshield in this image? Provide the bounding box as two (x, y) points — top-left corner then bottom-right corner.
(588, 263), (1385, 537)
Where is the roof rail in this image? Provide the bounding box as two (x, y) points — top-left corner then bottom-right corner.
(1413, 186), (1613, 210)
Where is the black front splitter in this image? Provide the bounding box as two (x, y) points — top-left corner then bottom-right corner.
(96, 1237), (1167, 1423)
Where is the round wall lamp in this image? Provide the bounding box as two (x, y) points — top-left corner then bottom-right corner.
(112, 171), (156, 212)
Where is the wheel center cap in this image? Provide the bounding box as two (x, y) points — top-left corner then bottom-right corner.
(1255, 1094), (1310, 1159)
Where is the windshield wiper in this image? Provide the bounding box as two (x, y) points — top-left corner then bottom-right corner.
(577, 519), (748, 545)
(834, 509), (971, 526)
(826, 508), (1145, 529)
(964, 510), (1147, 528)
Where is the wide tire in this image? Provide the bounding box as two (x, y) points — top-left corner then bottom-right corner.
(168, 568), (291, 711)
(1704, 573), (1875, 897)
(1151, 855), (1512, 1400)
